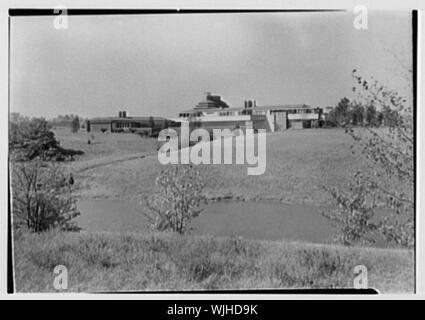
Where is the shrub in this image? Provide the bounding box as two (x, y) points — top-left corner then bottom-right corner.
(70, 117), (80, 133)
(11, 160), (81, 232)
(142, 165), (206, 234)
(9, 116), (83, 161)
(322, 172), (378, 246)
(323, 70), (414, 248)
(136, 128), (151, 138)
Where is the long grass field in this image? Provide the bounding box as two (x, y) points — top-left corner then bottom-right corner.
(14, 229), (414, 293)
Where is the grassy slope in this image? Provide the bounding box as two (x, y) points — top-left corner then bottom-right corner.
(200, 129), (367, 204)
(54, 129), (160, 197)
(14, 230), (413, 293)
(74, 129), (368, 204)
(54, 128), (159, 162)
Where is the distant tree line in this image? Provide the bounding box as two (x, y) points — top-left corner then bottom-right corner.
(325, 97), (401, 128)
(49, 114), (79, 127)
(49, 114), (89, 133)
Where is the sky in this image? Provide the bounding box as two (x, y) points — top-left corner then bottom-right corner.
(10, 11), (413, 119)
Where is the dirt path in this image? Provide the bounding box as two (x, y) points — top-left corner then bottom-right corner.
(74, 135), (239, 173)
(74, 152), (157, 173)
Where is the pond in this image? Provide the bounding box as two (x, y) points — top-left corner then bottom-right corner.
(76, 199), (389, 247)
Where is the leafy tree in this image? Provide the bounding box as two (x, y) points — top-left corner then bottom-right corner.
(365, 104), (378, 126)
(148, 116), (155, 129)
(10, 117), (58, 160)
(323, 70), (414, 248)
(351, 103), (365, 126)
(10, 112), (28, 124)
(329, 97), (352, 126)
(381, 105), (400, 127)
(70, 116), (80, 133)
(9, 116), (83, 161)
(322, 172), (377, 246)
(142, 165), (206, 234)
(376, 110), (384, 126)
(49, 114), (78, 128)
(326, 94), (400, 128)
(11, 160), (80, 232)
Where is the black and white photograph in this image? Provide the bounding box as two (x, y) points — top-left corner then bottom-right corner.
(5, 4), (419, 296)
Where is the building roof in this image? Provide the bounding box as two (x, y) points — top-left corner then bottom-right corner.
(178, 108), (220, 114)
(178, 104), (313, 115)
(254, 104), (313, 111)
(90, 116), (166, 123)
(194, 93), (230, 110)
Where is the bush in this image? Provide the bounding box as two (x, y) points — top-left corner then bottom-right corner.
(322, 172), (378, 246)
(142, 165), (206, 234)
(9, 116), (83, 161)
(11, 160), (81, 232)
(70, 117), (80, 133)
(323, 70), (414, 248)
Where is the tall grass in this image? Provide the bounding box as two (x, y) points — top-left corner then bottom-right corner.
(13, 230), (414, 293)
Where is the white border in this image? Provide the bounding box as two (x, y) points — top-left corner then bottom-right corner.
(0, 0), (423, 300)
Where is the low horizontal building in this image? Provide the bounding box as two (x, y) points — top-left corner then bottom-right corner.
(175, 92), (323, 132)
(88, 94), (323, 135)
(87, 111), (177, 134)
